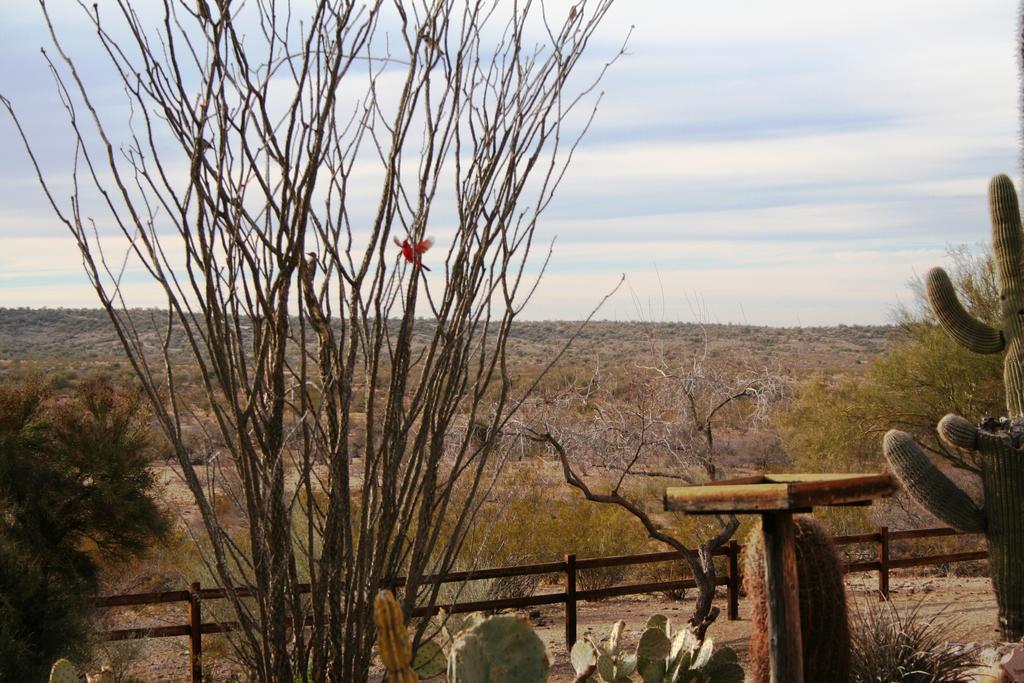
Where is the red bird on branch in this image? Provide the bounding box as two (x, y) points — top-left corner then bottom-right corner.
(394, 236), (434, 271)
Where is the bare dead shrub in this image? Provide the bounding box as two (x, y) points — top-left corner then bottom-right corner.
(3, 2), (624, 679)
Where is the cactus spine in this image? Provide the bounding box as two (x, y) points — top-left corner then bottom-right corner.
(744, 515), (850, 683)
(883, 173), (1024, 639)
(374, 590), (419, 683)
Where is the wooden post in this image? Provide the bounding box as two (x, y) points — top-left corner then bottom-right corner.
(761, 511), (804, 683)
(188, 581), (202, 683)
(565, 554), (577, 650)
(878, 526), (890, 600)
(726, 539), (740, 621)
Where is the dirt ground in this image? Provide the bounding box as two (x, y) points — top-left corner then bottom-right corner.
(107, 573), (1007, 682)
(535, 574), (1005, 682)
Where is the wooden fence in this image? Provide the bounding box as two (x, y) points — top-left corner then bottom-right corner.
(95, 525), (987, 682)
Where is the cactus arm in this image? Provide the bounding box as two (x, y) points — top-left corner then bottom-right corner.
(990, 174), (1024, 286)
(883, 430), (986, 532)
(989, 174), (1024, 420)
(926, 267), (1004, 354)
(937, 413), (980, 450)
(936, 413), (1005, 454)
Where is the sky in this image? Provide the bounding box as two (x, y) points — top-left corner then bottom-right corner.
(0, 1), (1019, 326)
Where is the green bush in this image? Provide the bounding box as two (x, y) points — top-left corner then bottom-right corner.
(455, 482), (650, 598)
(778, 246), (1004, 474)
(0, 378), (168, 681)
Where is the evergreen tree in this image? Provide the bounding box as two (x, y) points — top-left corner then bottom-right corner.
(0, 379), (168, 681)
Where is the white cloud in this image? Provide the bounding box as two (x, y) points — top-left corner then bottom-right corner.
(0, 0), (1019, 324)
(562, 127), (1006, 190)
(0, 238), (86, 279)
(522, 244), (947, 325)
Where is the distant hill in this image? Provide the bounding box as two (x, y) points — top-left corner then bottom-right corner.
(0, 308), (896, 380)
(501, 319), (895, 374)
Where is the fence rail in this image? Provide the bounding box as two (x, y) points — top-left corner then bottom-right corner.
(95, 525), (985, 682)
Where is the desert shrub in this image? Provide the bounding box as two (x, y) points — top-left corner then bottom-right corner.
(814, 506), (878, 566)
(815, 505), (874, 537)
(561, 495), (650, 591)
(888, 533), (988, 579)
(434, 576), (505, 609)
(0, 378), (168, 681)
(613, 503), (758, 601)
(849, 597), (980, 682)
(668, 513), (758, 554)
(667, 514), (757, 571)
(86, 639), (148, 683)
(455, 483), (649, 599)
(778, 247), (1003, 475)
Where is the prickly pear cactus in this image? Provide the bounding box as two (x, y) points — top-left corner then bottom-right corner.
(447, 614), (549, 683)
(571, 615), (742, 683)
(883, 173), (1024, 639)
(49, 659), (80, 683)
(744, 516), (849, 683)
(570, 620), (636, 682)
(412, 639), (446, 680)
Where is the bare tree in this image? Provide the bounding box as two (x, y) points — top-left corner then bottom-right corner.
(3, 1), (622, 680)
(521, 329), (785, 639)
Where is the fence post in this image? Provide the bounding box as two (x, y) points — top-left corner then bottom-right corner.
(877, 526), (890, 600)
(726, 540), (740, 621)
(189, 581), (202, 683)
(565, 554), (577, 650)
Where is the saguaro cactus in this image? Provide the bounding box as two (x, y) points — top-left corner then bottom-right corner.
(883, 173), (1024, 640)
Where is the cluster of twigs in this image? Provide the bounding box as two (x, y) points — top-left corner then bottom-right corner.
(3, 1), (623, 680)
